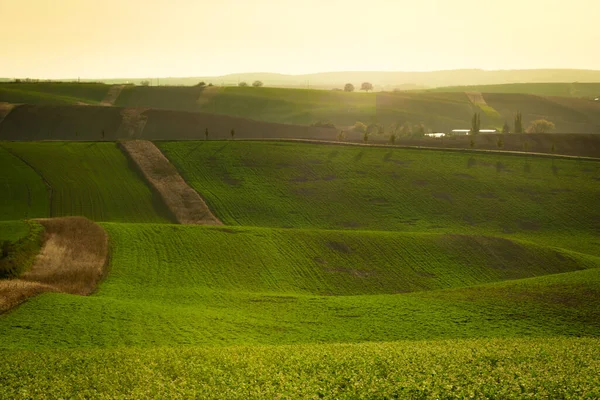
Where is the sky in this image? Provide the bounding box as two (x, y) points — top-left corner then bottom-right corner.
(1, 0), (599, 79)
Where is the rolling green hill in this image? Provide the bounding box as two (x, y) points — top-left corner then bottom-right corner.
(159, 141), (600, 256)
(0, 83), (110, 105)
(1, 140), (599, 396)
(1, 223), (598, 351)
(114, 86), (600, 132)
(2, 142), (172, 223)
(428, 82), (600, 98)
(0, 145), (49, 220)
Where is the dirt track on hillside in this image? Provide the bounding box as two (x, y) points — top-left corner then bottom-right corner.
(0, 217), (109, 313)
(119, 140), (222, 225)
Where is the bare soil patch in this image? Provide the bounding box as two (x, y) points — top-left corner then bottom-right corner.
(120, 140), (222, 225)
(432, 192), (453, 203)
(0, 102), (16, 126)
(0, 217), (108, 313)
(326, 241), (353, 253)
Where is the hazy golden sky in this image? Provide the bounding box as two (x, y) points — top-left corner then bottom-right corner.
(1, 0), (599, 78)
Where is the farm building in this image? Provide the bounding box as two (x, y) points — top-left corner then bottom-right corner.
(451, 129), (497, 135)
(451, 129), (470, 136)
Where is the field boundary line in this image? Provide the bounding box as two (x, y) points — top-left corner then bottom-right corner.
(119, 140), (222, 225)
(0, 143), (54, 217)
(222, 138), (600, 162)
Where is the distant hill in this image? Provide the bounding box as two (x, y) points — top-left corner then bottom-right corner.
(427, 82), (600, 98)
(4, 69), (600, 90)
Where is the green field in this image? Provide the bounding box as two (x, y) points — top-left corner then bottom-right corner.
(1, 141), (599, 396)
(0, 83), (110, 105)
(1, 223), (598, 351)
(159, 141), (600, 256)
(428, 82), (600, 98)
(0, 221), (30, 243)
(1, 338), (598, 399)
(0, 145), (49, 220)
(2, 142), (172, 223)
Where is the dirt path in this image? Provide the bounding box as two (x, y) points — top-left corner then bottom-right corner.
(116, 107), (149, 138)
(101, 85), (125, 106)
(0, 102), (16, 127)
(195, 85), (221, 107)
(0, 217), (109, 313)
(466, 92), (488, 106)
(119, 140), (222, 225)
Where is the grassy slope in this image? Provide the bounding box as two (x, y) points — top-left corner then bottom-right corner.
(428, 82), (600, 98)
(115, 85), (600, 132)
(159, 141), (600, 257)
(0, 145), (48, 220)
(1, 337), (598, 399)
(0, 223), (598, 350)
(3, 142), (171, 223)
(0, 221), (29, 243)
(0, 83), (110, 105)
(0, 220), (43, 278)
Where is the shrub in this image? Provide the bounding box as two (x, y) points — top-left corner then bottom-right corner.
(353, 122), (367, 133)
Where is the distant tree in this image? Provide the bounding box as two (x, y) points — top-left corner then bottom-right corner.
(208, 83), (213, 87)
(496, 137), (504, 149)
(252, 80), (264, 87)
(140, 80), (151, 86)
(470, 112), (481, 135)
(336, 130), (346, 141)
(502, 121), (510, 134)
(413, 123), (426, 138)
(344, 83), (355, 92)
(527, 119), (555, 134)
(360, 82), (373, 92)
(230, 129), (235, 140)
(399, 122), (412, 137)
(238, 81), (248, 87)
(101, 130), (105, 140)
(353, 121), (367, 133)
(514, 111), (523, 134)
(205, 128), (209, 141)
(389, 132), (397, 145)
(196, 81), (207, 87)
(363, 131), (370, 144)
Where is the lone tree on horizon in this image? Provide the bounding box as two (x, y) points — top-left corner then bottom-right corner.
(361, 82), (373, 92)
(344, 83), (355, 92)
(471, 112), (481, 135)
(252, 80), (264, 87)
(514, 111), (523, 134)
(238, 81), (248, 87)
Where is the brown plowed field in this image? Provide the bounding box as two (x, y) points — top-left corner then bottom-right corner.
(0, 217), (109, 313)
(0, 105), (333, 141)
